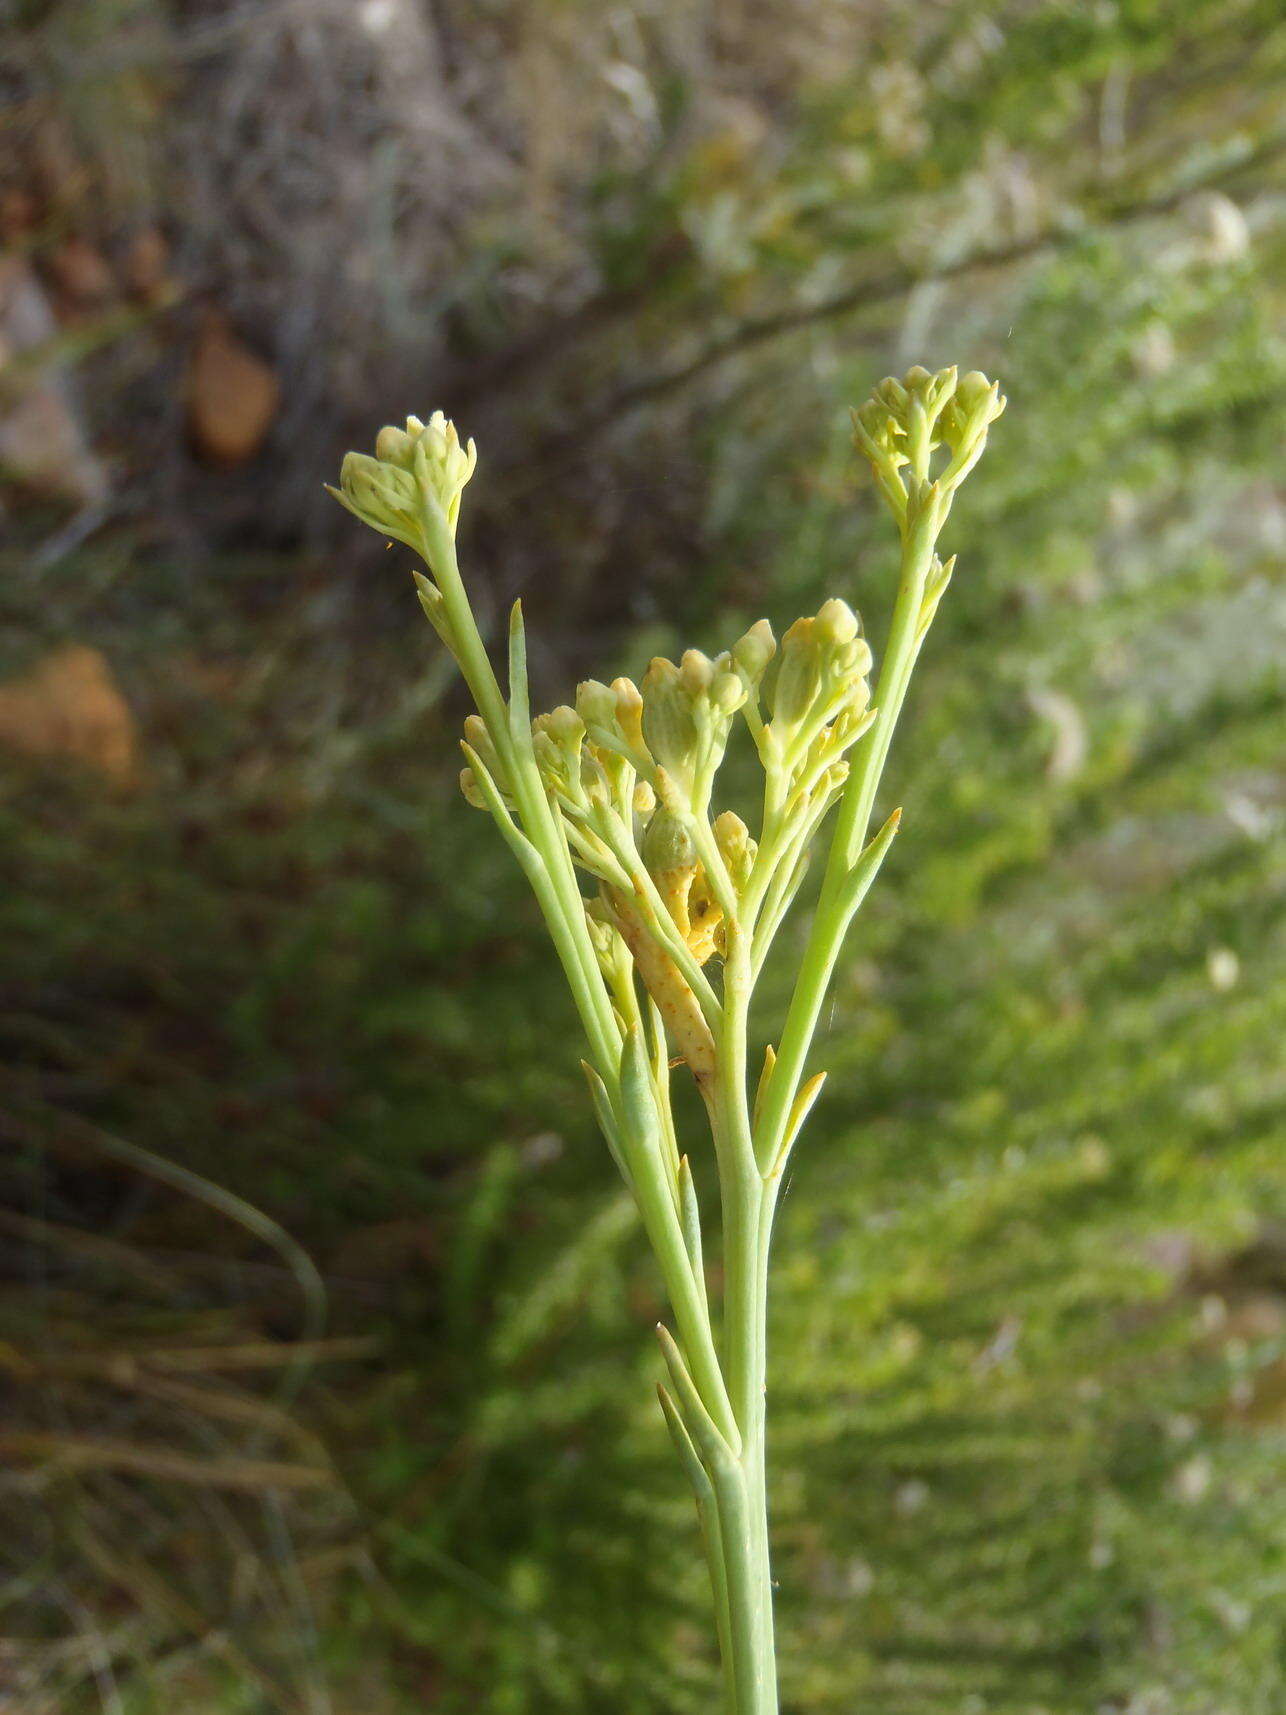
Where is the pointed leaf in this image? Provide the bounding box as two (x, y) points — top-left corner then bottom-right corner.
(677, 1156), (708, 1313)
(841, 803), (902, 901)
(656, 1324), (739, 1466)
(507, 600), (530, 742)
(580, 1061), (632, 1189)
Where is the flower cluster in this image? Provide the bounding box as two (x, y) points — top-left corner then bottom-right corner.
(852, 364), (1005, 525)
(328, 410), (477, 549)
(752, 600), (874, 799)
(456, 596), (878, 1078)
(334, 365), (999, 1094)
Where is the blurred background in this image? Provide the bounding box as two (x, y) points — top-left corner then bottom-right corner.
(2, 3), (1284, 1712)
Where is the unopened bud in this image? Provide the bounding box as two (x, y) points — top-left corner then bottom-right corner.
(641, 657), (698, 777)
(712, 669), (747, 715)
(642, 806), (698, 880)
(409, 410), (477, 530)
(374, 423), (415, 466)
(814, 598), (859, 646)
(940, 373), (1005, 465)
(772, 616), (819, 728)
(330, 451), (420, 548)
(531, 706), (585, 800)
(584, 911), (616, 964)
(462, 714), (505, 783)
(855, 398), (892, 440)
(956, 370), (993, 411)
(713, 810), (757, 891)
(838, 636), (873, 678)
(855, 364), (1002, 513)
(540, 705), (585, 752)
(733, 619), (776, 684)
(613, 678), (647, 753)
(679, 649), (715, 695)
(575, 678), (618, 731)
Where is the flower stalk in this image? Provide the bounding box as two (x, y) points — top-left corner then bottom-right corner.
(330, 369), (1003, 1711)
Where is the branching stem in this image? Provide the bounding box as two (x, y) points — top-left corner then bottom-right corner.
(331, 371), (1002, 1714)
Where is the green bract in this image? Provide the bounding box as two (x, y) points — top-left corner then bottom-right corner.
(332, 365), (1003, 1714)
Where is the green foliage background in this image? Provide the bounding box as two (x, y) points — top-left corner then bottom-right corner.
(2, 2), (1284, 1712)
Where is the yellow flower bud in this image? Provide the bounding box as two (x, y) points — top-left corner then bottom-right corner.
(583, 909), (617, 971)
(531, 706), (587, 804)
(374, 423), (415, 466)
(641, 806), (708, 949)
(940, 374), (1006, 465)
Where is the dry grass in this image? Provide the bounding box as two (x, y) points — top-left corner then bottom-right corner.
(0, 1108), (377, 1714)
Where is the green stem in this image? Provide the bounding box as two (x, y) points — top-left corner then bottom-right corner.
(710, 1182), (776, 1715)
(642, 1164), (742, 1451)
(714, 1443), (776, 1715)
(753, 493), (941, 1171)
(422, 509), (621, 1074)
(710, 931), (779, 1715)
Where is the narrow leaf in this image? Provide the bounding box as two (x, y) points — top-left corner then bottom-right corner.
(507, 599), (530, 741)
(752, 1044), (777, 1131)
(619, 1024), (662, 1156)
(841, 803), (902, 900)
(656, 1324), (739, 1467)
(677, 1157), (708, 1315)
(768, 1069), (827, 1182)
(659, 1385), (732, 1671)
(411, 570), (458, 657)
(459, 742), (523, 842)
(657, 1383), (713, 1503)
(579, 1061), (632, 1190)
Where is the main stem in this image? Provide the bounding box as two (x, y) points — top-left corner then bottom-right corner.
(712, 1177), (776, 1715)
(704, 499), (939, 1707)
(711, 941), (779, 1715)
